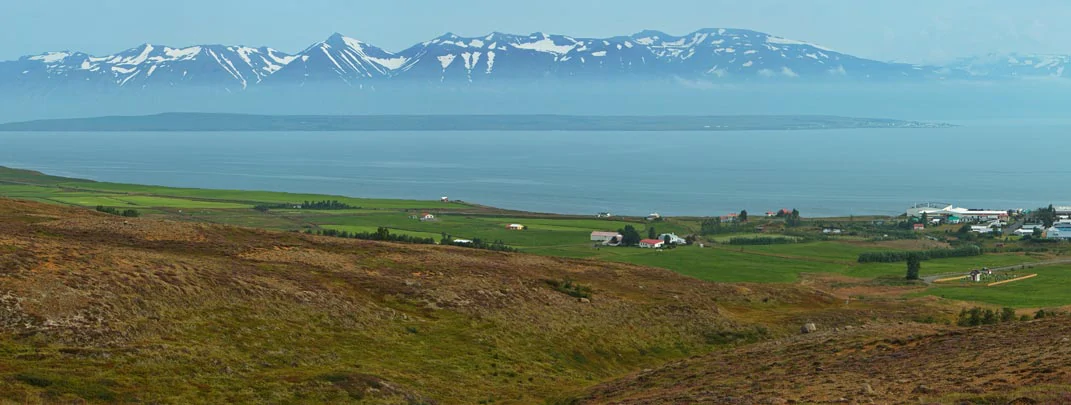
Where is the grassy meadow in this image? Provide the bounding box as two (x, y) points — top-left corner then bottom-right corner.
(3, 166), (1068, 306)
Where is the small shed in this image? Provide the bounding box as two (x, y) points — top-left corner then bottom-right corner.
(507, 224), (526, 230)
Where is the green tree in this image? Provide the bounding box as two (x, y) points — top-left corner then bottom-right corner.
(1034, 228), (1044, 238)
(958, 224), (972, 234)
(663, 235), (672, 245)
(739, 210), (748, 222)
(1001, 307), (1017, 323)
(786, 209), (802, 227)
(619, 225), (642, 247)
(982, 309), (998, 325)
(648, 226), (657, 239)
(906, 253), (921, 280)
(700, 217), (723, 235)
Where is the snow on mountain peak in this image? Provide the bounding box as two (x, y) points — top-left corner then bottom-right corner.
(27, 52), (73, 63)
(0, 27), (994, 91)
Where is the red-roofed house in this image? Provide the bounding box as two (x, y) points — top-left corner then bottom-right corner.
(639, 239), (666, 249)
(913, 223), (925, 231)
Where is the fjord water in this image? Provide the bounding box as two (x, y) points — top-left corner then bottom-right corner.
(3, 123), (1071, 217)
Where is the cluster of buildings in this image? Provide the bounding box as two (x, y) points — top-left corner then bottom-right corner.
(907, 202), (1012, 224)
(590, 231), (686, 248)
(908, 203), (1071, 240)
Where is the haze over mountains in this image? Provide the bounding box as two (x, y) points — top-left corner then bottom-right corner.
(2, 28), (1068, 93)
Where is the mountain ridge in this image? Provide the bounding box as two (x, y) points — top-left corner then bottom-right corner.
(1, 28), (1067, 92)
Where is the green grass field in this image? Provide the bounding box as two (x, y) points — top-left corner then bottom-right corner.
(1, 166), (1060, 293)
(919, 264), (1071, 308)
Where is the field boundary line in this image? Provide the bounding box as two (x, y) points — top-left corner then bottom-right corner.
(988, 274), (1038, 287)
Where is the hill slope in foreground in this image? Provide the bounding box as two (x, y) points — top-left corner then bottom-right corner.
(579, 320), (1071, 404)
(0, 197), (1067, 403)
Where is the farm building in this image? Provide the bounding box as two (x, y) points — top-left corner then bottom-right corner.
(970, 225), (993, 234)
(591, 231), (623, 244)
(1047, 223), (1071, 240)
(596, 212), (612, 218)
(646, 212), (662, 221)
(440, 196), (450, 202)
(419, 213), (436, 221)
(639, 239), (666, 249)
(658, 233), (687, 245)
(907, 203), (1008, 221)
(507, 224), (527, 230)
(822, 228), (843, 235)
(452, 239), (473, 245)
(913, 224), (925, 231)
(765, 211), (777, 217)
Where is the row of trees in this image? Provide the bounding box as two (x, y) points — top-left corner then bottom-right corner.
(306, 227), (437, 244)
(727, 236), (797, 245)
(955, 307), (1052, 326)
(256, 200), (357, 212)
(305, 228), (519, 252)
(439, 233), (518, 252)
(95, 205), (140, 217)
(858, 245), (983, 263)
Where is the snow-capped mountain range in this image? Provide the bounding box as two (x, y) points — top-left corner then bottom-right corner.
(1, 28), (1067, 91)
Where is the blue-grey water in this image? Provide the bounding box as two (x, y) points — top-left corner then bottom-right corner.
(2, 124), (1070, 217)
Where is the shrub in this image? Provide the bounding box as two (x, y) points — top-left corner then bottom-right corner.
(544, 279), (592, 299)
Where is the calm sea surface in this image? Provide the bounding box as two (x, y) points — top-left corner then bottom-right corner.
(3, 124), (1070, 217)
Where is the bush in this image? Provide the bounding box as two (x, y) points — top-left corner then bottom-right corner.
(545, 279), (592, 299)
(857, 245), (983, 263)
(95, 205), (140, 218)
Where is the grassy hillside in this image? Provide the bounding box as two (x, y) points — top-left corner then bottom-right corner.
(5, 166), (1071, 310)
(575, 318), (1071, 404)
(1, 198), (950, 403)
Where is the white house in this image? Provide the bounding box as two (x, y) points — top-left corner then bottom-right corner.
(507, 224), (526, 230)
(639, 239), (666, 249)
(970, 225), (993, 234)
(419, 213), (436, 221)
(658, 233), (687, 245)
(1015, 224), (1045, 237)
(822, 228), (844, 235)
(452, 239), (473, 245)
(591, 231), (623, 244)
(596, 212), (612, 218)
(646, 212), (662, 221)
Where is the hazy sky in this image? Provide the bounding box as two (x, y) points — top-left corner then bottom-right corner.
(2, 0), (1069, 63)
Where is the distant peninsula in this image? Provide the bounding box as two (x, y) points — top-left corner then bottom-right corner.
(0, 113), (951, 132)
